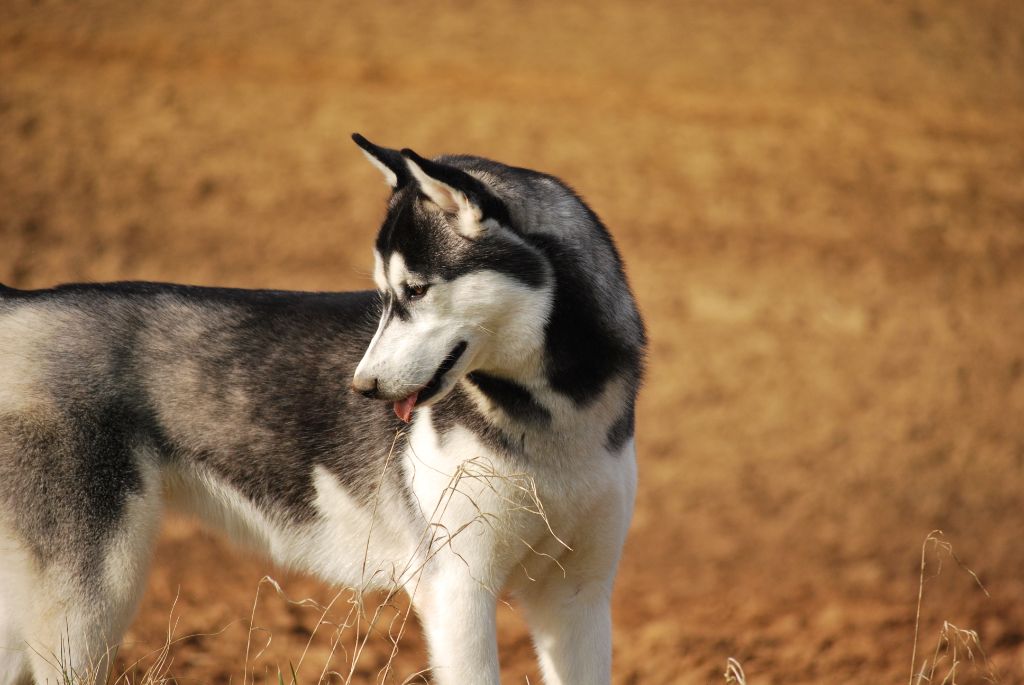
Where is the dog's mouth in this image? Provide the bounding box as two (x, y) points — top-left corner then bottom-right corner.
(393, 341), (468, 423)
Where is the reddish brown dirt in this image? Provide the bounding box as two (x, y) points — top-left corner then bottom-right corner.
(2, 1), (1023, 683)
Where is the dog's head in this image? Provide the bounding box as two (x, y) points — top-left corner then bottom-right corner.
(350, 134), (552, 422)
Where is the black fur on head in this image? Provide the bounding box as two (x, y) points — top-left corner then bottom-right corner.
(352, 133), (411, 189)
(372, 176), (546, 290)
(400, 148), (511, 228)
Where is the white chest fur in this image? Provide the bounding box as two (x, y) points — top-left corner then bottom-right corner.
(401, 397), (637, 595)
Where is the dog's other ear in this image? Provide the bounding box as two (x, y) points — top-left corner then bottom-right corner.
(401, 148), (510, 239)
(352, 133), (410, 189)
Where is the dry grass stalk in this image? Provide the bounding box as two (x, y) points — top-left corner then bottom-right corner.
(724, 657), (747, 685)
(909, 530), (997, 685)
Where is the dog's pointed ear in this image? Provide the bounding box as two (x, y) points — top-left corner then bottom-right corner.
(401, 148), (509, 239)
(352, 133), (410, 189)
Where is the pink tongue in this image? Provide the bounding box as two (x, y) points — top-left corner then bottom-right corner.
(394, 391), (419, 423)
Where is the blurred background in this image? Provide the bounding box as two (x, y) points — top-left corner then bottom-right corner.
(2, 1), (1023, 683)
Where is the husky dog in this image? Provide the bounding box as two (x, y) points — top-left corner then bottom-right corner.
(0, 135), (645, 685)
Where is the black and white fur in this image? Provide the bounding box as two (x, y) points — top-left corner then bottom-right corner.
(0, 135), (645, 685)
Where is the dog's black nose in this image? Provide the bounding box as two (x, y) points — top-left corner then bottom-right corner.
(352, 377), (379, 399)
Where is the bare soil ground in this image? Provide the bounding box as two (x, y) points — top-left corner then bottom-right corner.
(2, 1), (1023, 682)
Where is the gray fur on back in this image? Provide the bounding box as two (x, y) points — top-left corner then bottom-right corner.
(0, 284), (402, 577)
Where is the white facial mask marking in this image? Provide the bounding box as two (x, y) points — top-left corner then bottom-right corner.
(372, 250), (387, 292)
(355, 260), (553, 406)
(387, 253), (410, 295)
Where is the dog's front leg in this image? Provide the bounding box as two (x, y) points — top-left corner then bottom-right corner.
(519, 577), (614, 685)
(415, 566), (500, 685)
(515, 473), (634, 685)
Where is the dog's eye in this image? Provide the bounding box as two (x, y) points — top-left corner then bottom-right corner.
(405, 283), (430, 301)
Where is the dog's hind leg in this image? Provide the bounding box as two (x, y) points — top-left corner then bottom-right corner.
(21, 461), (163, 685)
(0, 385), (165, 684)
(24, 505), (161, 683)
(0, 520), (127, 685)
(30, 499), (160, 684)
(0, 525), (33, 685)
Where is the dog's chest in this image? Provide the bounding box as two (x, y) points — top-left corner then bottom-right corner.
(399, 405), (622, 572)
